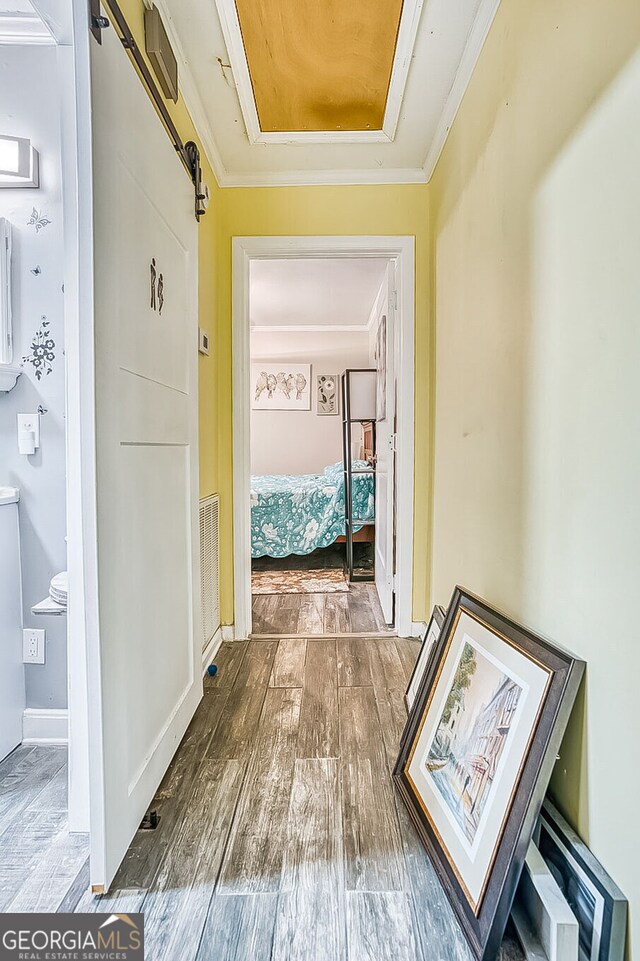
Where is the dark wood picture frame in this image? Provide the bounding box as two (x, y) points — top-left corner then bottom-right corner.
(404, 603), (446, 712)
(393, 586), (585, 961)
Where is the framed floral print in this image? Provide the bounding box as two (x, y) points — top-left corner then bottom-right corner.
(394, 586), (585, 961)
(405, 604), (446, 712)
(317, 373), (339, 415)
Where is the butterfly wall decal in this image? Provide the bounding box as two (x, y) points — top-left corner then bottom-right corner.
(27, 208), (52, 233)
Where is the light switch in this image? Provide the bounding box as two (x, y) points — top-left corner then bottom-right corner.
(17, 412), (40, 455)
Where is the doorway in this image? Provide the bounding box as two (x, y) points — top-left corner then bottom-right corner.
(232, 236), (416, 640)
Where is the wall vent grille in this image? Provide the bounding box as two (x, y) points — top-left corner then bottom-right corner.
(199, 494), (220, 651)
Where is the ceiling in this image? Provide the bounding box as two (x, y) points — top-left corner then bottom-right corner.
(159, 0), (501, 186)
(250, 259), (388, 330)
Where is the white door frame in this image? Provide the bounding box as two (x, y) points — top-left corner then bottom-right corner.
(232, 235), (416, 639)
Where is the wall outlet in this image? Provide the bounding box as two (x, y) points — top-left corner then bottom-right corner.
(23, 628), (46, 664)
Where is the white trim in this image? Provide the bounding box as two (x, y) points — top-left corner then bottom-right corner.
(216, 166), (428, 189)
(0, 15), (55, 44)
(202, 626), (223, 674)
(411, 621), (427, 638)
(232, 235), (415, 640)
(23, 708), (68, 744)
(214, 0), (424, 146)
(383, 0), (425, 141)
(59, 19), (93, 835)
(251, 324), (370, 334)
(422, 0), (501, 181)
(221, 624), (236, 642)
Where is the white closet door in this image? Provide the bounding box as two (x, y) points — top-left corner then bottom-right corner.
(88, 21), (201, 890)
(374, 264), (396, 625)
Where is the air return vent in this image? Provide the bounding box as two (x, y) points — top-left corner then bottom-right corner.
(199, 495), (220, 651)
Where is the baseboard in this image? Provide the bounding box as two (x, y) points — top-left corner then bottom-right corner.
(221, 624), (237, 642)
(202, 626), (223, 675)
(23, 708), (68, 744)
(411, 621), (427, 639)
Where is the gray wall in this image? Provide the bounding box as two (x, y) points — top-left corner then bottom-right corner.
(0, 45), (67, 710)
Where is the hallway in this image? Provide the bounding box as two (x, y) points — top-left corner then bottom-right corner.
(93, 634), (462, 961)
(0, 636), (524, 959)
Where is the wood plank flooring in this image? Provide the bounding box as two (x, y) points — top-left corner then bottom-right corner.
(252, 583), (389, 635)
(0, 745), (89, 913)
(0, 637), (523, 961)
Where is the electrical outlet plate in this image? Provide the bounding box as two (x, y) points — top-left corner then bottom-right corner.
(23, 628), (45, 664)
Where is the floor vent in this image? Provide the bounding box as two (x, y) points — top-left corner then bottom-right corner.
(199, 494), (220, 652)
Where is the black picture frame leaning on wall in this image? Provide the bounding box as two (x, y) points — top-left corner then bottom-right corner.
(534, 799), (627, 961)
(405, 604), (447, 712)
(394, 586), (585, 961)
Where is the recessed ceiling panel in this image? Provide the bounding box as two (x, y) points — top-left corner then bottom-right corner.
(234, 0), (404, 132)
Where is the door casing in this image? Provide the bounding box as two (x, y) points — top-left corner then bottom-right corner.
(231, 235), (416, 638)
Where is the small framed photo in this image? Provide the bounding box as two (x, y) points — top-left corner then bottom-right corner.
(405, 604), (446, 712)
(316, 373), (339, 415)
(534, 799), (627, 961)
(394, 586), (585, 961)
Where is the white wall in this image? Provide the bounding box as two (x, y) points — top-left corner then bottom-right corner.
(250, 328), (370, 476)
(0, 45), (67, 710)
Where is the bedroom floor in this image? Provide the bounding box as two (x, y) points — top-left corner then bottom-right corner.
(252, 544), (386, 635)
(252, 543), (373, 572)
(252, 584), (388, 635)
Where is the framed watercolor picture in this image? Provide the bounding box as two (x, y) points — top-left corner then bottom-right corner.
(317, 373), (339, 415)
(394, 586), (585, 961)
(534, 799), (627, 961)
(251, 363), (311, 410)
(405, 604), (446, 712)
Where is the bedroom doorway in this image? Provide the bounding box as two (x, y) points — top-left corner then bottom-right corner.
(232, 237), (416, 640)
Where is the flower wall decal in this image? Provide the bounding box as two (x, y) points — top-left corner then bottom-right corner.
(23, 316), (56, 380)
(27, 208), (51, 232)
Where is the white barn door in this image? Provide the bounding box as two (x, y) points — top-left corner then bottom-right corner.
(88, 23), (201, 890)
(374, 264), (396, 625)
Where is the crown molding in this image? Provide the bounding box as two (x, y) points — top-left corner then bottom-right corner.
(217, 166), (429, 188)
(251, 324), (371, 333)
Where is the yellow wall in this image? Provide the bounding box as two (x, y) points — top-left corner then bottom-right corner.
(429, 0), (640, 952)
(114, 0), (221, 500)
(213, 185), (431, 624)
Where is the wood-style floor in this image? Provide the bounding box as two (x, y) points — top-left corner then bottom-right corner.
(0, 639), (523, 960)
(0, 745), (89, 911)
(252, 583), (389, 635)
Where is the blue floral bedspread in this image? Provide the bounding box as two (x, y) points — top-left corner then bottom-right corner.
(251, 462), (375, 558)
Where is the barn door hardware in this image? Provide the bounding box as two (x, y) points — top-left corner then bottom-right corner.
(89, 0), (109, 43)
(185, 142), (210, 222)
(89, 0), (209, 221)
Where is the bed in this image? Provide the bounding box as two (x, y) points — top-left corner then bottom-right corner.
(251, 461), (375, 558)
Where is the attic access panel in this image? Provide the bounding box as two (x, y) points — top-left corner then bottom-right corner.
(233, 0), (404, 132)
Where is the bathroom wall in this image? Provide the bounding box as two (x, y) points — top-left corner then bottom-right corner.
(0, 44), (67, 711)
